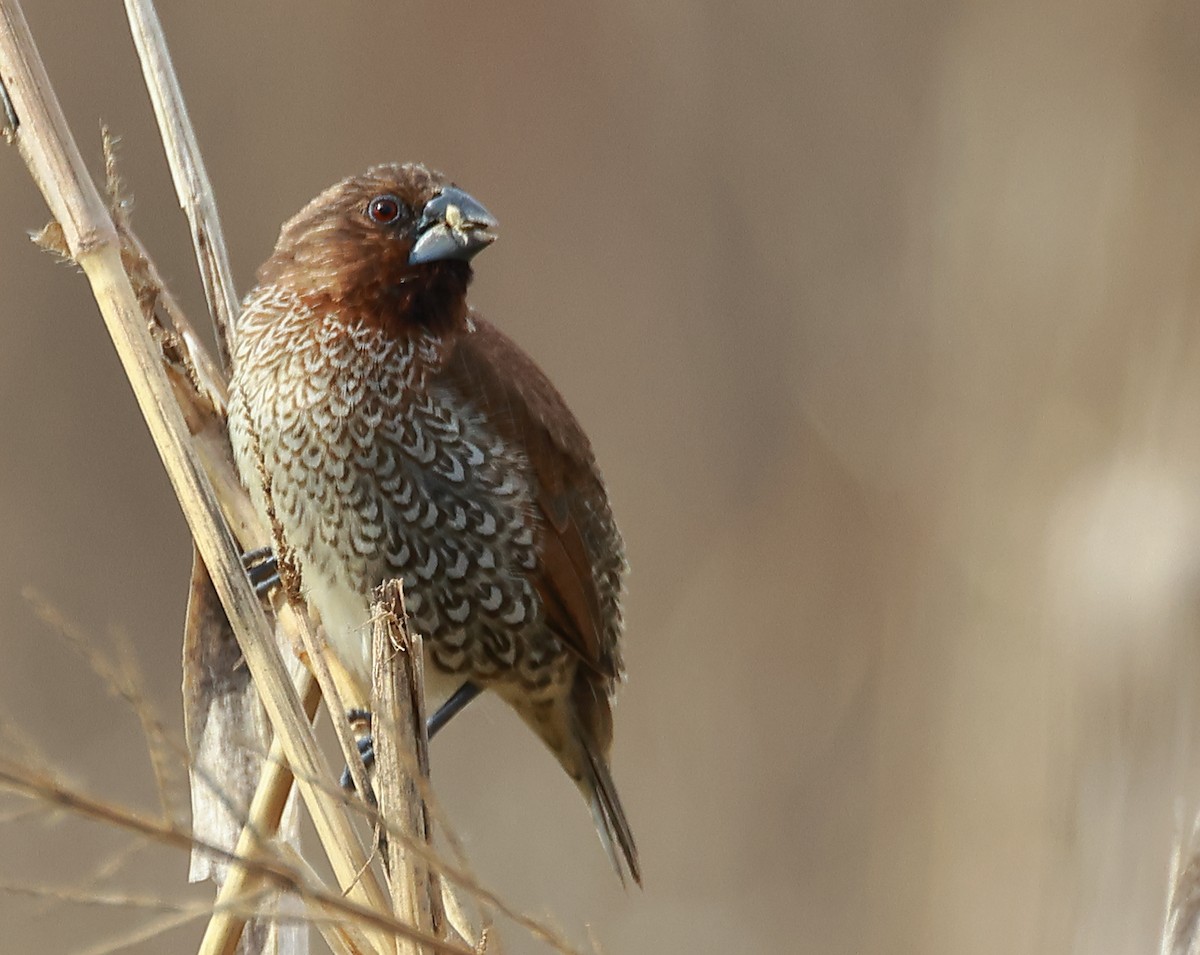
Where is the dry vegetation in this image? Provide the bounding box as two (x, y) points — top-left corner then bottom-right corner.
(0, 2), (592, 952)
(9, 2), (1200, 953)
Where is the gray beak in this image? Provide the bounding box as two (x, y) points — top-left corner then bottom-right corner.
(408, 187), (498, 265)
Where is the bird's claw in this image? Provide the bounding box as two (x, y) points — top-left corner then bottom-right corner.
(242, 546), (281, 597)
(338, 684), (478, 789)
(341, 709), (375, 792)
(340, 734), (376, 791)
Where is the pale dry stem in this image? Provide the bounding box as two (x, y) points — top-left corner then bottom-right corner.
(198, 675), (322, 955)
(0, 3), (390, 944)
(1, 4), (597, 955)
(123, 0), (239, 370)
(0, 758), (473, 955)
(371, 582), (445, 954)
(1162, 813), (1200, 955)
(8, 565), (582, 953)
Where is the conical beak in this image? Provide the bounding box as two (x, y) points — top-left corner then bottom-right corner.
(408, 187), (498, 265)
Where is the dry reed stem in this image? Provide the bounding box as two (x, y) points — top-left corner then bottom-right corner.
(0, 758), (474, 955)
(100, 128), (230, 413)
(15, 600), (371, 955)
(1, 880), (298, 955)
(1, 630), (445, 955)
(1162, 813), (1200, 955)
(291, 611), (377, 819)
(257, 740), (585, 955)
(371, 582), (444, 954)
(123, 0), (239, 370)
(0, 1), (391, 944)
(23, 590), (326, 952)
(229, 740), (583, 955)
(107, 12), (312, 946)
(198, 675), (322, 955)
(0, 880), (268, 919)
(116, 7), (468, 949)
(3, 7), (597, 954)
(53, 153), (456, 955)
(35, 870), (367, 955)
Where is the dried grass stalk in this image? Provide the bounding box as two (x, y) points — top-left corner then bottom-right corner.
(1163, 814), (1200, 955)
(0, 0), (391, 946)
(1, 5), (596, 954)
(115, 9), (304, 943)
(123, 0), (239, 369)
(192, 664), (319, 955)
(0, 757), (474, 955)
(371, 582), (445, 953)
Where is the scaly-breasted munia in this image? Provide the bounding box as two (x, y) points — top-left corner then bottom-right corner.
(227, 163), (639, 884)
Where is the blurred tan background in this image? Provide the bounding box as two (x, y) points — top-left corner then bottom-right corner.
(5, 0), (1200, 951)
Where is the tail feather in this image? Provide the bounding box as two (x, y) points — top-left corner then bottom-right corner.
(579, 733), (641, 887)
(507, 676), (641, 886)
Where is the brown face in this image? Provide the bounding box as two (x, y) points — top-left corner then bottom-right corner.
(256, 163), (497, 330)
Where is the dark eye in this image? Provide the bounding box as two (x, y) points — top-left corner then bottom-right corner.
(367, 195), (403, 224)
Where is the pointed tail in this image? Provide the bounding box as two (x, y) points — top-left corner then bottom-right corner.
(568, 676), (641, 886)
(510, 674), (642, 885)
(577, 728), (642, 886)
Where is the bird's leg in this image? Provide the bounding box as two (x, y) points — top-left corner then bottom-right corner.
(241, 545), (280, 597)
(427, 681), (482, 739)
(337, 683), (482, 789)
(341, 708), (375, 792)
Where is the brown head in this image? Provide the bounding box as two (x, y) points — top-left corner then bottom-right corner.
(256, 162), (497, 333)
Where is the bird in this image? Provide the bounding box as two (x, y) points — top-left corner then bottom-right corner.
(226, 162), (639, 885)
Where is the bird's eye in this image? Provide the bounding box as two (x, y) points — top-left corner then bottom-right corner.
(367, 195), (403, 224)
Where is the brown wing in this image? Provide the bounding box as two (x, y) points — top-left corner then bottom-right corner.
(441, 314), (624, 680)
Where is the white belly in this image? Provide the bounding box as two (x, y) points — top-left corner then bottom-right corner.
(303, 570), (465, 713)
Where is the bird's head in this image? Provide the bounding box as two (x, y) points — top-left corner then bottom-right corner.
(257, 162), (497, 333)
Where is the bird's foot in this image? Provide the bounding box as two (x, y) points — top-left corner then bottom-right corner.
(241, 545), (280, 598)
(339, 736), (377, 792)
(337, 684), (481, 789)
(341, 708), (375, 792)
